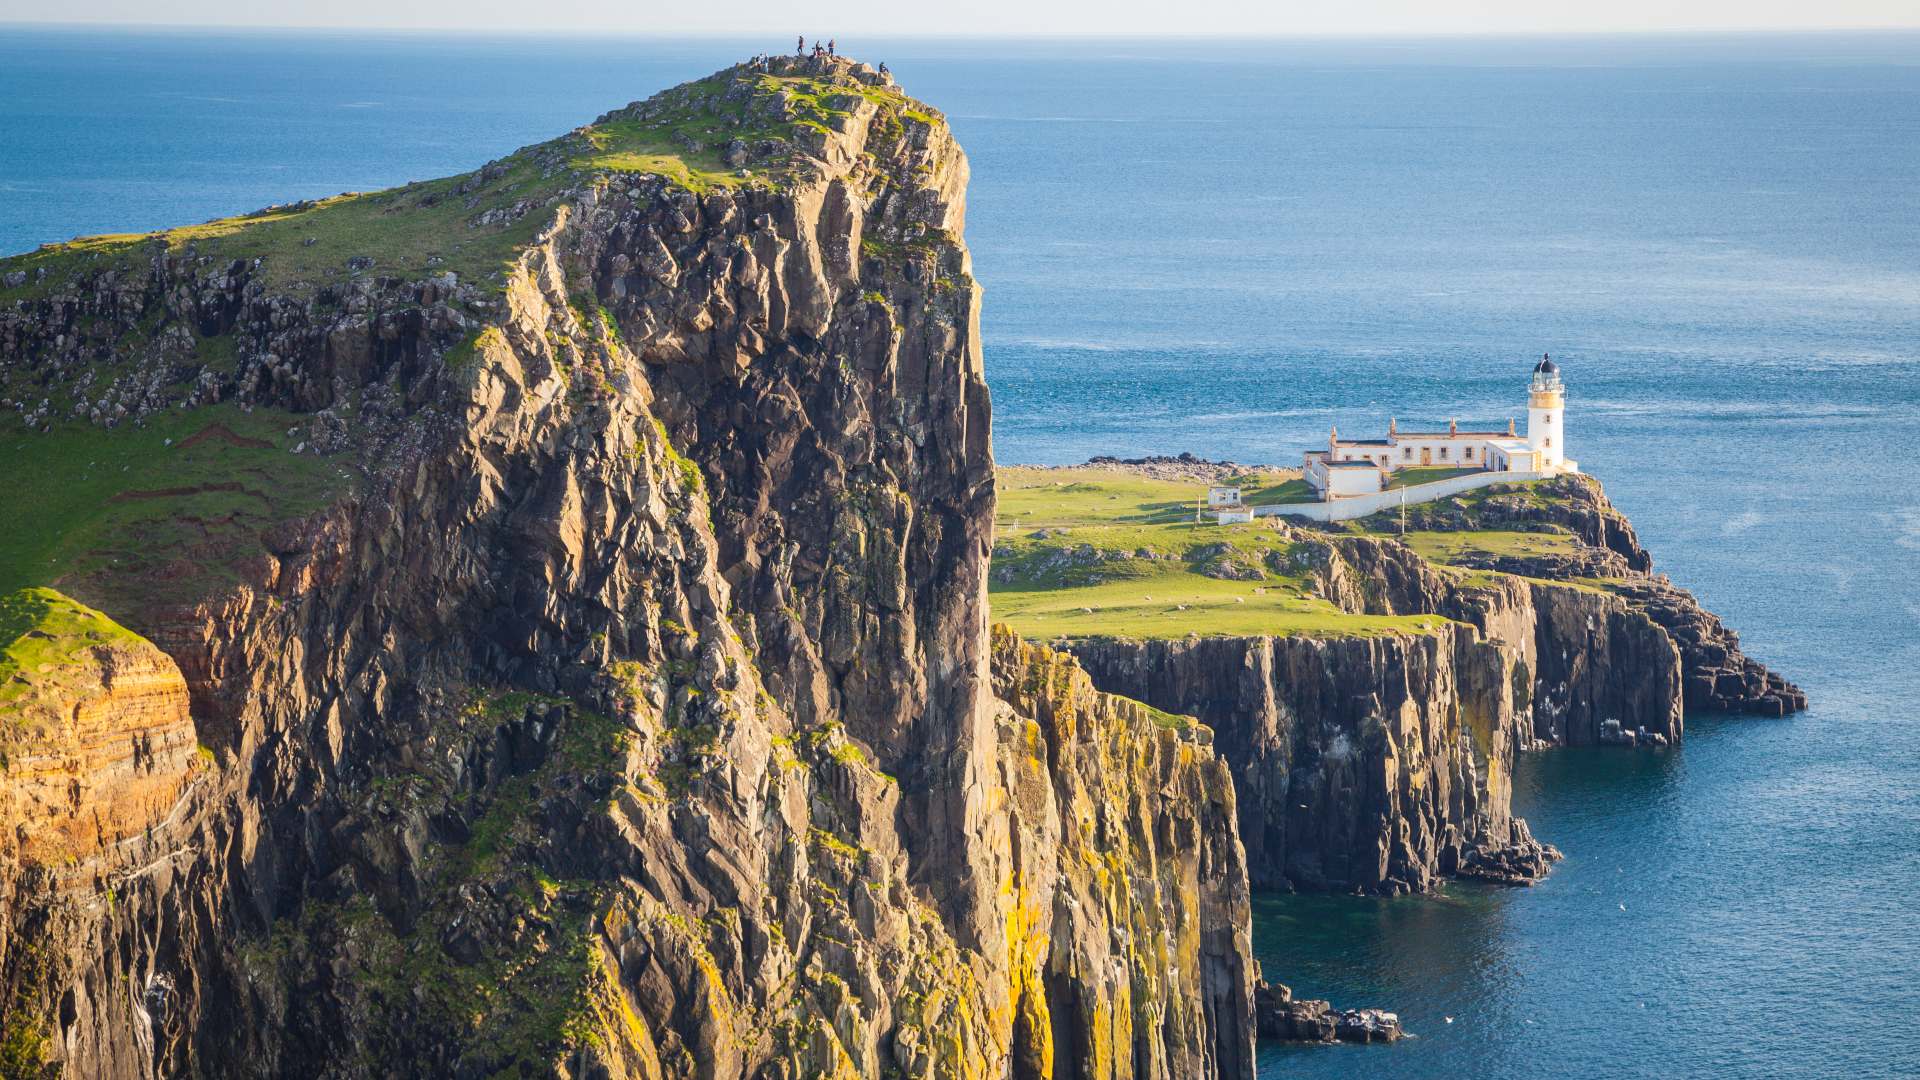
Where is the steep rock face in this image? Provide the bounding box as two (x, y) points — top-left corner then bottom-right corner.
(1068, 522), (1681, 894)
(1389, 474), (1804, 716)
(989, 627), (1256, 1080)
(1442, 573), (1682, 747)
(0, 58), (1259, 1080)
(0, 590), (210, 1079)
(1069, 625), (1551, 895)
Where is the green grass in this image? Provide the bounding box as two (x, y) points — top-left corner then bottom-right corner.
(991, 569), (1445, 640)
(1395, 529), (1580, 565)
(995, 465), (1308, 530)
(570, 70), (942, 193)
(0, 157), (556, 301)
(1, 64), (949, 303)
(1385, 466), (1481, 490)
(1240, 475), (1317, 504)
(0, 587), (150, 743)
(992, 467), (1448, 641)
(0, 405), (346, 603)
(572, 117), (756, 192)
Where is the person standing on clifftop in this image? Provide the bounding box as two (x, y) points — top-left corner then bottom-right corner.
(796, 35), (805, 55)
(827, 39), (836, 56)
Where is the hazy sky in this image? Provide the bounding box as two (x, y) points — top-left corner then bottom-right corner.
(3, 0), (1916, 35)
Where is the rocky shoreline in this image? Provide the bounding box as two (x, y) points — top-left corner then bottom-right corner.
(0, 55), (1807, 1077)
(1029, 462), (1799, 898)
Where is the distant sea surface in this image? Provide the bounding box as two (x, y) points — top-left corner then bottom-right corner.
(4, 27), (1917, 1079)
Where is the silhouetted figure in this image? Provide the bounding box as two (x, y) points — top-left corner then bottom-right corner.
(797, 35), (805, 55)
(827, 39), (836, 56)
(878, 62), (889, 77)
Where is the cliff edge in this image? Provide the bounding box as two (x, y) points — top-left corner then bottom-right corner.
(0, 58), (1257, 1078)
(993, 465), (1801, 894)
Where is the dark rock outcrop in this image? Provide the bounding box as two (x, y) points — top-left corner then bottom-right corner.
(1376, 474), (1805, 717)
(1253, 979), (1405, 1044)
(1070, 625), (1559, 895)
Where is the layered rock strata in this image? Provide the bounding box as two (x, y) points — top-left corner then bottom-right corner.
(0, 590), (209, 1079)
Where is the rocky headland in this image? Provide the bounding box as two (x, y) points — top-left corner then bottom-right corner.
(0, 52), (1803, 1078)
(0, 56), (1268, 1078)
(995, 465), (1802, 896)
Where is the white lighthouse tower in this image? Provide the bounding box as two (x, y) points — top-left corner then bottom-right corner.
(1527, 354), (1566, 471)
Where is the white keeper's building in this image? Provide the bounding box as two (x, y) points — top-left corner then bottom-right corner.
(1305, 355), (1578, 498)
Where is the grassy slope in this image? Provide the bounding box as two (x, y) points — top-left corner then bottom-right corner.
(0, 67), (943, 302)
(1396, 529), (1579, 564)
(575, 70), (940, 191)
(991, 467), (1446, 641)
(0, 163), (555, 303)
(0, 61), (947, 622)
(0, 406), (344, 602)
(1385, 465), (1481, 490)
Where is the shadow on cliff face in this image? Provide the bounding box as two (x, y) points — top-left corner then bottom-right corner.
(0, 56), (1266, 1080)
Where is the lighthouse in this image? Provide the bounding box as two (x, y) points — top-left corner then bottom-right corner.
(1527, 354), (1565, 470)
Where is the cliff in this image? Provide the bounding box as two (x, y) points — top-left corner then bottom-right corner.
(994, 466), (1800, 895)
(1380, 475), (1806, 719)
(989, 627), (1255, 1079)
(0, 58), (1258, 1079)
(1062, 538), (1564, 895)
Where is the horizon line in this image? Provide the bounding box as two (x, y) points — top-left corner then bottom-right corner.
(5, 20), (1920, 39)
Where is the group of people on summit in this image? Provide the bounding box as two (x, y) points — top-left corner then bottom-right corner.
(745, 39), (888, 79)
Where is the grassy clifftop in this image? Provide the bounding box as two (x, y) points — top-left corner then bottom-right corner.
(990, 466), (1447, 640)
(989, 465), (1614, 642)
(0, 587), (149, 734)
(0, 58), (944, 302)
(0, 56), (946, 618)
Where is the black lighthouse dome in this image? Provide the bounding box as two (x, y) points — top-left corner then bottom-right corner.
(1534, 353), (1558, 375)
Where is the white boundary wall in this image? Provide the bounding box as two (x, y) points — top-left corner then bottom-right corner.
(1254, 470), (1555, 522)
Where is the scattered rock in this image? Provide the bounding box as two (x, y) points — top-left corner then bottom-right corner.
(1255, 980), (1407, 1044)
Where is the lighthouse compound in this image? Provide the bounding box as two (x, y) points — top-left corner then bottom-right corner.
(1303, 355), (1578, 500)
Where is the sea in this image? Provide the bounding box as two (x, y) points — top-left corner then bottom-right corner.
(3, 26), (1916, 1080)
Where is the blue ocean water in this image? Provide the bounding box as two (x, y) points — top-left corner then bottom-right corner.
(3, 27), (1917, 1079)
